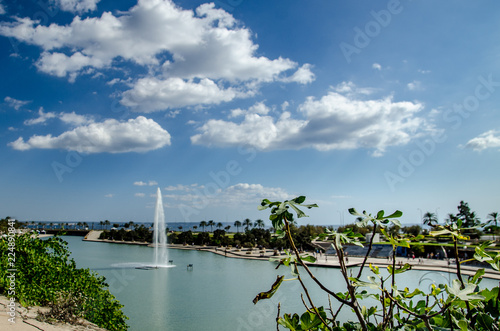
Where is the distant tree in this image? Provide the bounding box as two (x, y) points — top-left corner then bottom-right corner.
(254, 219), (265, 229)
(216, 222), (223, 230)
(423, 212), (438, 228)
(99, 221), (104, 230)
(208, 220), (215, 232)
(243, 218), (252, 232)
(104, 220), (110, 230)
(234, 220), (241, 233)
(401, 225), (422, 237)
(193, 225), (198, 232)
(449, 201), (481, 239)
(199, 220), (207, 232)
(113, 223), (119, 229)
(224, 225), (231, 232)
(487, 212), (499, 239)
(178, 226), (183, 231)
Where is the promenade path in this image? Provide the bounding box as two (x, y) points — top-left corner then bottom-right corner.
(169, 244), (500, 280)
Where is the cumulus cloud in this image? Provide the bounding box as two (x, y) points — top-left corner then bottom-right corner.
(407, 80), (422, 91)
(23, 109), (93, 126)
(0, 0), (312, 110)
(121, 77), (246, 112)
(9, 116), (171, 153)
(24, 108), (57, 125)
(192, 82), (428, 156)
(464, 130), (500, 151)
(134, 180), (158, 186)
(52, 0), (100, 13)
(135, 193), (146, 197)
(372, 63), (382, 70)
(165, 182), (291, 208)
(4, 96), (31, 110)
(58, 111), (94, 126)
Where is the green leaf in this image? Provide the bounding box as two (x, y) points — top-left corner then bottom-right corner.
(376, 210), (385, 219)
(301, 255), (317, 263)
(348, 208), (363, 216)
(447, 279), (485, 301)
(385, 210), (403, 219)
(278, 313), (300, 331)
(252, 275), (285, 304)
(388, 263), (411, 275)
(369, 264), (380, 275)
(292, 196), (306, 204)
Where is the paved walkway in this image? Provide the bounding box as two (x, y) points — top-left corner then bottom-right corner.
(168, 244), (500, 280)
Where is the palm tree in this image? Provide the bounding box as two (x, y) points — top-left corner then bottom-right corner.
(104, 220), (110, 230)
(193, 225), (198, 232)
(243, 218), (252, 232)
(488, 212), (499, 240)
(422, 212), (438, 227)
(234, 220), (241, 233)
(199, 220), (207, 232)
(216, 222), (223, 230)
(208, 220), (215, 232)
(254, 219), (265, 229)
(225, 225), (231, 232)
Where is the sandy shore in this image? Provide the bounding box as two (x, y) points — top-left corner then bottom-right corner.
(0, 295), (105, 331)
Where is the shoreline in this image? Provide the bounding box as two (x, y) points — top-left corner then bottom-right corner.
(167, 244), (500, 280)
(81, 234), (500, 280)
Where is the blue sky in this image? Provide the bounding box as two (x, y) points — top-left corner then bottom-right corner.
(1, 0), (499, 226)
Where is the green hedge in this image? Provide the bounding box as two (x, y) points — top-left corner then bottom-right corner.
(0, 233), (128, 330)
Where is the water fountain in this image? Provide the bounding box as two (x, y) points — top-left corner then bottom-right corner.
(113, 187), (174, 269)
(152, 187), (169, 268)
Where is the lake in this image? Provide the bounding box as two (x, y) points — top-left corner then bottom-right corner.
(63, 236), (497, 331)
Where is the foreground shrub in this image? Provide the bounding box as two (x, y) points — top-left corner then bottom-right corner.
(0, 233), (128, 330)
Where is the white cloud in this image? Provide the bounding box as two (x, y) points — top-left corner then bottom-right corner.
(0, 3), (5, 15)
(59, 111), (94, 126)
(52, 0), (100, 13)
(407, 80), (422, 91)
(104, 193), (113, 198)
(9, 116), (171, 153)
(134, 180), (158, 186)
(464, 130), (500, 151)
(4, 96), (31, 110)
(135, 193), (146, 197)
(24, 108), (57, 125)
(164, 184), (194, 191)
(23, 109), (93, 126)
(372, 63), (382, 70)
(0, 0), (311, 110)
(281, 101), (289, 111)
(280, 63), (315, 84)
(121, 77), (245, 112)
(165, 182), (292, 209)
(192, 82), (428, 156)
(229, 101), (270, 118)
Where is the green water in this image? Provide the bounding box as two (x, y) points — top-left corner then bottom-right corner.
(63, 236), (497, 331)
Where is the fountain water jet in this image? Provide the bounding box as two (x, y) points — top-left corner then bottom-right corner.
(153, 187), (169, 267)
(110, 187), (175, 269)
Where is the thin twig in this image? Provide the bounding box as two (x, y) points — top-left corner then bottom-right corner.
(356, 224), (377, 279)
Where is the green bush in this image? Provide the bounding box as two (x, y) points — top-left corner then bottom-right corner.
(0, 233), (128, 330)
